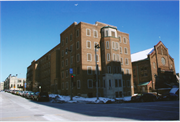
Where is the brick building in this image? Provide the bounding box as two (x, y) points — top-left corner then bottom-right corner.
(131, 41), (177, 94)
(26, 21), (134, 98)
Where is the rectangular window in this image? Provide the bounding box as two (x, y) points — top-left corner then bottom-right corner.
(76, 29), (79, 37)
(87, 66), (92, 75)
(106, 30), (108, 37)
(66, 82), (69, 89)
(119, 91), (122, 97)
(120, 46), (122, 54)
(112, 41), (115, 49)
(86, 29), (91, 36)
(87, 79), (93, 88)
(124, 47), (128, 54)
(111, 31), (115, 37)
(62, 60), (64, 67)
(107, 53), (110, 61)
(119, 79), (122, 87)
(87, 53), (92, 61)
(77, 80), (80, 89)
(65, 59), (68, 66)
(76, 41), (79, 49)
(121, 58), (123, 65)
(62, 50), (64, 57)
(86, 41), (91, 49)
(77, 54), (80, 62)
(77, 67), (80, 74)
(93, 30), (98, 38)
(109, 80), (112, 87)
(107, 66), (111, 73)
(66, 37), (68, 44)
(70, 45), (73, 52)
(106, 41), (109, 49)
(113, 53), (116, 61)
(125, 58), (129, 65)
(70, 34), (72, 41)
(66, 70), (69, 78)
(116, 42), (119, 50)
(62, 71), (64, 79)
(115, 79), (118, 87)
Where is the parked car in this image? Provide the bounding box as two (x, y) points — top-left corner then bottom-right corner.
(26, 91), (35, 99)
(23, 91), (30, 98)
(158, 93), (179, 101)
(33, 92), (49, 102)
(131, 93), (157, 102)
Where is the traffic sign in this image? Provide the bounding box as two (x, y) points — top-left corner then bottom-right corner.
(69, 68), (73, 74)
(24, 83), (26, 88)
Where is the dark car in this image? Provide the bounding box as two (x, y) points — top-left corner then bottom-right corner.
(159, 93), (178, 101)
(33, 92), (49, 102)
(131, 93), (157, 102)
(26, 91), (35, 99)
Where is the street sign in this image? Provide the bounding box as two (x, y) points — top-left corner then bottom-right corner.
(24, 83), (26, 88)
(69, 68), (73, 74)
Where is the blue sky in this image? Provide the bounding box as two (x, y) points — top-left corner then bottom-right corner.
(1, 1), (179, 82)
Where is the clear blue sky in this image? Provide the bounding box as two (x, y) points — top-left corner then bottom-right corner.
(1, 1), (179, 82)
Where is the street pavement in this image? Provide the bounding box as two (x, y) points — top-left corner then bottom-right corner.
(0, 91), (179, 121)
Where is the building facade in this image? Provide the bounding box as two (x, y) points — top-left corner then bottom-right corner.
(131, 41), (177, 94)
(3, 74), (26, 91)
(0, 82), (4, 91)
(27, 21), (134, 98)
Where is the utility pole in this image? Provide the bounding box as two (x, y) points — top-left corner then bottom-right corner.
(95, 44), (100, 100)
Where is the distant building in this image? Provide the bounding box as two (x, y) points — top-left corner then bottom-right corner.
(0, 82), (4, 91)
(26, 21), (134, 98)
(3, 74), (26, 91)
(131, 41), (177, 94)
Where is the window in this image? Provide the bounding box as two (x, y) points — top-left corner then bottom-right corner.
(76, 29), (79, 37)
(86, 29), (91, 36)
(118, 36), (121, 43)
(106, 41), (109, 49)
(124, 47), (128, 54)
(70, 56), (73, 64)
(66, 82), (69, 89)
(87, 53), (92, 61)
(117, 54), (119, 61)
(66, 37), (68, 44)
(77, 67), (80, 74)
(18, 80), (21, 83)
(125, 58), (129, 65)
(77, 80), (81, 89)
(120, 58), (123, 65)
(119, 79), (122, 87)
(126, 69), (130, 74)
(120, 46), (122, 54)
(161, 57), (166, 65)
(77, 54), (80, 62)
(116, 42), (119, 50)
(106, 30), (108, 37)
(86, 40), (91, 49)
(66, 70), (69, 78)
(62, 83), (64, 90)
(87, 66), (92, 75)
(111, 31), (115, 37)
(113, 53), (116, 61)
(62, 50), (64, 57)
(70, 45), (73, 52)
(109, 80), (112, 87)
(95, 54), (99, 62)
(65, 48), (68, 55)
(70, 34), (72, 41)
(107, 66), (111, 73)
(124, 37), (127, 44)
(107, 53), (110, 61)
(62, 71), (64, 79)
(87, 79), (93, 88)
(112, 41), (115, 49)
(62, 40), (64, 46)
(62, 60), (64, 67)
(115, 79), (118, 87)
(119, 91), (122, 97)
(103, 80), (106, 88)
(93, 30), (98, 38)
(76, 41), (79, 49)
(65, 59), (68, 66)
(11, 84), (13, 88)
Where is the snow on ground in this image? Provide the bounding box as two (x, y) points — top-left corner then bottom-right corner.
(49, 94), (132, 104)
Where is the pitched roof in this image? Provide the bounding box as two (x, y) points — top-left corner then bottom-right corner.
(131, 48), (154, 62)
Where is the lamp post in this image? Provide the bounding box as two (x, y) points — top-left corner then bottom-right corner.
(66, 49), (73, 101)
(95, 44), (100, 100)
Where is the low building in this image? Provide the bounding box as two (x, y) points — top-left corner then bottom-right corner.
(0, 82), (4, 91)
(3, 74), (26, 91)
(131, 41), (177, 94)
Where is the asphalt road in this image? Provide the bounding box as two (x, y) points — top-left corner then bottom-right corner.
(0, 91), (179, 121)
